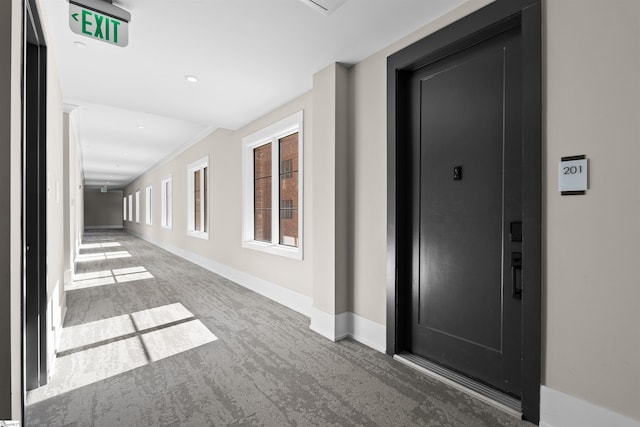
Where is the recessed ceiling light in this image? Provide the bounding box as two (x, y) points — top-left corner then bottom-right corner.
(74, 41), (87, 48)
(137, 125), (145, 129)
(185, 75), (199, 83)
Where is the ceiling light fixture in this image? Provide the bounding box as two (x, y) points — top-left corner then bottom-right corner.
(74, 41), (87, 48)
(185, 75), (199, 83)
(137, 125), (145, 129)
(299, 0), (347, 15)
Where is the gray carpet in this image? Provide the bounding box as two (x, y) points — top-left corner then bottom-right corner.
(26, 230), (531, 426)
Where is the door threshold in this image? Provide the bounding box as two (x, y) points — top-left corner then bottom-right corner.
(394, 352), (522, 419)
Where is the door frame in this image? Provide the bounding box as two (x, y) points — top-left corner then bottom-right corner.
(386, 0), (541, 423)
(23, 0), (48, 397)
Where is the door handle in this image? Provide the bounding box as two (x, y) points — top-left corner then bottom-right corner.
(511, 252), (522, 300)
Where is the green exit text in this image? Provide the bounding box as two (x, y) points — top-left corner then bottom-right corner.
(79, 9), (121, 44)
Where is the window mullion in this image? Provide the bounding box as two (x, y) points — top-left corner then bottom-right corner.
(200, 167), (205, 233)
(271, 139), (279, 246)
(167, 180), (171, 227)
(250, 147), (256, 241)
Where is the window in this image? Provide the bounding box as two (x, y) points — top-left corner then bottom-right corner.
(161, 175), (172, 229)
(123, 196), (127, 221)
(242, 111), (303, 259)
(135, 190), (140, 223)
(128, 194), (132, 223)
(145, 185), (152, 225)
(187, 156), (209, 239)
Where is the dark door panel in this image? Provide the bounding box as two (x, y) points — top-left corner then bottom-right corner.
(409, 27), (522, 397)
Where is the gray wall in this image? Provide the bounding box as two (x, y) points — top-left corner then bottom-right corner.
(0, 0), (12, 419)
(84, 190), (124, 228)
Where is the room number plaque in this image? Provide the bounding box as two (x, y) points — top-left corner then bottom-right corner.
(559, 155), (588, 195)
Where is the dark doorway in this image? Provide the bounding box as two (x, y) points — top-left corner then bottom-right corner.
(23, 0), (48, 393)
(387, 1), (541, 423)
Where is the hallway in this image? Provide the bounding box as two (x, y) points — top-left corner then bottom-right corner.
(26, 230), (525, 426)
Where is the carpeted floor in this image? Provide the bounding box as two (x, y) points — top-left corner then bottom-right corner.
(26, 230), (531, 426)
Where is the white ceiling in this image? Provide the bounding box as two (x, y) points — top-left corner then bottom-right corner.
(39, 0), (467, 190)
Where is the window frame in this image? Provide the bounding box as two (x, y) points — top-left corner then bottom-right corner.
(123, 196), (127, 221)
(128, 194), (133, 223)
(242, 110), (303, 260)
(161, 175), (172, 229)
(186, 156), (209, 239)
(145, 185), (152, 225)
(135, 190), (141, 224)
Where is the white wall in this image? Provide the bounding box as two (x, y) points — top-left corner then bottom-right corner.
(312, 63), (350, 316)
(61, 110), (84, 342)
(69, 110), (85, 267)
(125, 93), (314, 301)
(44, 47), (66, 380)
(544, 0), (640, 421)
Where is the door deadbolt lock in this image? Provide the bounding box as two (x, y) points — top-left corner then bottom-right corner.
(453, 166), (463, 181)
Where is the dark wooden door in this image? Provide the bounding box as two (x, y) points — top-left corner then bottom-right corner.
(409, 27), (523, 397)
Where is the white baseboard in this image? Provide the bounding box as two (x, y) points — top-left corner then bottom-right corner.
(310, 308), (386, 353)
(348, 311), (386, 352)
(309, 309), (348, 341)
(129, 231), (387, 354)
(130, 231), (313, 318)
(540, 386), (640, 427)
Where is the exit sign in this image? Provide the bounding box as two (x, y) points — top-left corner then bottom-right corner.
(69, 1), (130, 47)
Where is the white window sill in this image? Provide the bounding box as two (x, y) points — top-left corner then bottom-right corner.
(187, 230), (209, 240)
(243, 240), (302, 260)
